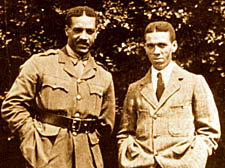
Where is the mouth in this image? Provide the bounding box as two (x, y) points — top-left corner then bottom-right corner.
(77, 43), (89, 49)
(154, 58), (164, 62)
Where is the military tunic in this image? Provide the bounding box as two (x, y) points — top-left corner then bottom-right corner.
(1, 47), (116, 168)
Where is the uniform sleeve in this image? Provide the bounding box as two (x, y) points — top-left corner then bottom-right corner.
(1, 55), (41, 140)
(193, 75), (221, 155)
(98, 73), (116, 136)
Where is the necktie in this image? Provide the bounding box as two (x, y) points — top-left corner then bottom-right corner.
(75, 60), (84, 77)
(156, 72), (165, 101)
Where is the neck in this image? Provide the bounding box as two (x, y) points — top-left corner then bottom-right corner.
(66, 44), (89, 60)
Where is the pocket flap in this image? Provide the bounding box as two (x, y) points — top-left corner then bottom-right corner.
(34, 119), (60, 136)
(88, 84), (104, 96)
(170, 100), (192, 108)
(42, 75), (69, 92)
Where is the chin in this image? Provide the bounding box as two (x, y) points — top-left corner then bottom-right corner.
(154, 64), (166, 70)
(76, 48), (89, 54)
(78, 51), (89, 55)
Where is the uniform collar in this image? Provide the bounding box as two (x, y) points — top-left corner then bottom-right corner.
(58, 46), (97, 78)
(66, 44), (89, 65)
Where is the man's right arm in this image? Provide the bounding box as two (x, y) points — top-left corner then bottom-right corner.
(1, 55), (40, 140)
(117, 85), (139, 167)
(117, 85), (137, 143)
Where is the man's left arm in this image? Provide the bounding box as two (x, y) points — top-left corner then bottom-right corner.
(193, 75), (221, 156)
(98, 73), (116, 137)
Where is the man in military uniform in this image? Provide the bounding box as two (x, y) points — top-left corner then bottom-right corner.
(1, 6), (115, 168)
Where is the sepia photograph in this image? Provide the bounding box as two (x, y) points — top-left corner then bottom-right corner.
(0, 0), (224, 168)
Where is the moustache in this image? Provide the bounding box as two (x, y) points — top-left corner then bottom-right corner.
(77, 40), (90, 46)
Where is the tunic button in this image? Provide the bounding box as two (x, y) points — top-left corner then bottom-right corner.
(74, 113), (80, 117)
(77, 78), (81, 83)
(72, 132), (77, 136)
(153, 114), (158, 120)
(76, 95), (81, 100)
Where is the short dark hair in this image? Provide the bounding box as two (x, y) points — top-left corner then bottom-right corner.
(144, 21), (176, 42)
(65, 6), (97, 27)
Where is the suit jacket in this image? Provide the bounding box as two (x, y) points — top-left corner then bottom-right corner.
(117, 63), (220, 168)
(1, 47), (116, 168)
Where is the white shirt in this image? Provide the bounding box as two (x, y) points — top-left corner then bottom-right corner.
(151, 61), (175, 93)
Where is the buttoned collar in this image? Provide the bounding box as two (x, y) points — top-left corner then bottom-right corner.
(66, 44), (88, 66)
(58, 46), (97, 70)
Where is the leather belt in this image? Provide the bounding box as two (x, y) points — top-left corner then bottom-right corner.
(36, 111), (98, 135)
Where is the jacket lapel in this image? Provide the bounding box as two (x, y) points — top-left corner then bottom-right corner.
(157, 64), (183, 110)
(140, 63), (184, 112)
(58, 47), (78, 77)
(140, 70), (158, 109)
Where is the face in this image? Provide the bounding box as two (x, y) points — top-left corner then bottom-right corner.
(144, 31), (177, 70)
(65, 15), (97, 56)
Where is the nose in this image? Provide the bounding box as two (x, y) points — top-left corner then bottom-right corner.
(153, 46), (161, 54)
(80, 30), (88, 40)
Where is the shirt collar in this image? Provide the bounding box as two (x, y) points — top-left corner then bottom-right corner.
(151, 61), (175, 85)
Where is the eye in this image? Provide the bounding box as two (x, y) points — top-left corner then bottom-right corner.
(73, 28), (83, 33)
(158, 43), (167, 48)
(86, 29), (95, 35)
(145, 43), (154, 49)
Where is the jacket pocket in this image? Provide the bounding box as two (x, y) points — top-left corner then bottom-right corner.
(168, 102), (195, 137)
(88, 83), (104, 113)
(19, 120), (60, 168)
(89, 83), (104, 97)
(172, 138), (193, 155)
(39, 75), (70, 109)
(42, 75), (69, 93)
(27, 120), (60, 167)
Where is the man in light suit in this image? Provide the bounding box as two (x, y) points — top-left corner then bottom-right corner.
(117, 21), (221, 168)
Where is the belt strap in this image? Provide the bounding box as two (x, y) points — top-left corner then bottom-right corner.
(36, 111), (98, 134)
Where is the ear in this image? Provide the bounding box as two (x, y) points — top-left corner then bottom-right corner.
(171, 40), (178, 53)
(65, 25), (69, 36)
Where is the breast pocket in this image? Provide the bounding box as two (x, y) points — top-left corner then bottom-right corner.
(88, 83), (104, 114)
(168, 102), (195, 137)
(42, 75), (69, 92)
(39, 75), (70, 109)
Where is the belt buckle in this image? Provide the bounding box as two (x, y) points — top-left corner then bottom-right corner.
(71, 118), (81, 136)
